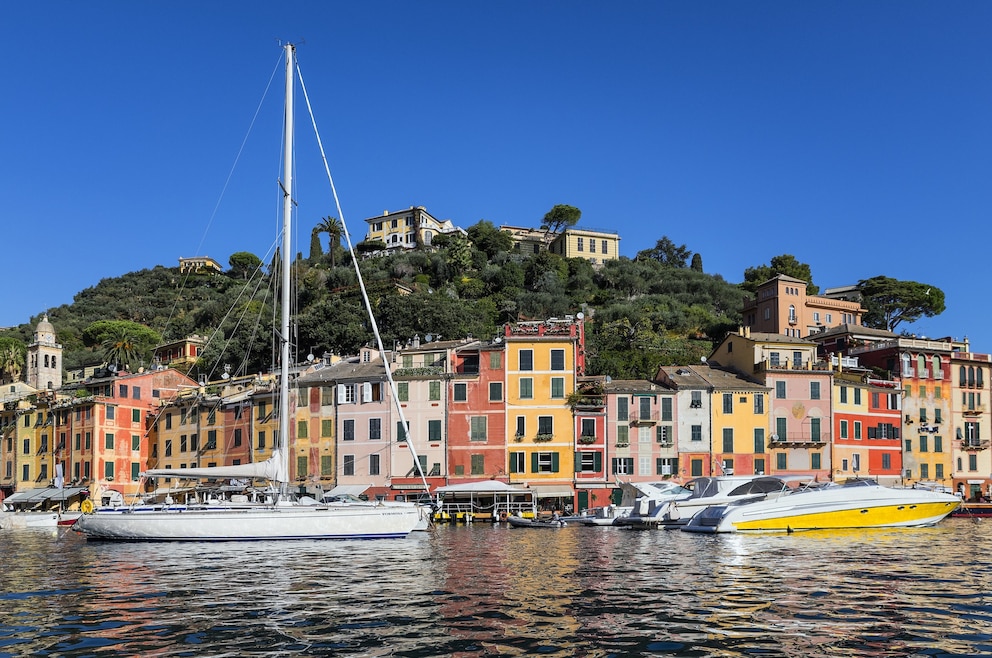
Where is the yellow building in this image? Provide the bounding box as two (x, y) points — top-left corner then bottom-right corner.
(503, 318), (585, 505)
(500, 225), (621, 266)
(363, 206), (465, 252)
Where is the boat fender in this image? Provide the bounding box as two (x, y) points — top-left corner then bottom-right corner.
(80, 499), (94, 514)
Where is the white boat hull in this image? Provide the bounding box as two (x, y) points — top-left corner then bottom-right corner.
(684, 482), (961, 533)
(75, 503), (423, 541)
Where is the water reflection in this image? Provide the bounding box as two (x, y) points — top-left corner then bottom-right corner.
(1, 519), (991, 656)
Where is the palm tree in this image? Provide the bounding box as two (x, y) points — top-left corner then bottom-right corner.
(0, 344), (23, 384)
(102, 327), (139, 372)
(316, 216), (342, 267)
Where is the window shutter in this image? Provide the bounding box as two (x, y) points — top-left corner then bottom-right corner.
(594, 451), (602, 472)
(551, 452), (560, 473)
(868, 426), (876, 439)
(337, 384), (346, 404)
(531, 452), (539, 473)
(362, 382), (372, 403)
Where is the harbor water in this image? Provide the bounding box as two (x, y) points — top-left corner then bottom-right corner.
(2, 517), (991, 657)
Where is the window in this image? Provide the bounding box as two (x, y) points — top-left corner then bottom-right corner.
(812, 453), (822, 470)
(581, 418), (596, 438)
(776, 417), (787, 439)
(396, 421), (409, 442)
(428, 419), (442, 442)
(104, 461), (114, 480)
(515, 416), (525, 439)
(550, 349), (565, 371)
(753, 394), (764, 414)
(810, 418), (821, 442)
(793, 351), (803, 368)
(662, 397), (673, 421)
(691, 459), (703, 477)
(106, 406), (115, 421)
(854, 388), (862, 405)
(755, 458), (766, 475)
(840, 420), (848, 439)
(343, 455), (355, 476)
(397, 382), (409, 402)
(321, 455), (332, 476)
(489, 382), (503, 401)
(519, 350), (533, 371)
(297, 456), (308, 479)
(132, 409), (141, 423)
(343, 419), (355, 441)
(180, 435), (188, 452)
(722, 428), (733, 453)
(577, 236), (584, 251)
(934, 435), (943, 453)
(882, 453), (891, 470)
(369, 418), (381, 440)
(920, 463), (929, 479)
(429, 381), (441, 401)
(776, 453), (787, 470)
(205, 431), (217, 450)
(297, 421), (307, 439)
(105, 432), (114, 450)
(534, 451), (560, 473)
(470, 416), (487, 441)
(611, 457), (633, 475)
(722, 394), (733, 414)
(453, 383), (467, 402)
(616, 425), (629, 446)
(617, 397), (628, 421)
(810, 382), (820, 400)
(538, 416), (553, 436)
(257, 431), (266, 449)
(691, 425), (702, 442)
(338, 384), (356, 404)
(920, 408), (927, 424)
(769, 352), (781, 367)
(776, 381), (786, 399)
(369, 454), (380, 476)
(489, 351), (502, 369)
(840, 387), (848, 404)
(551, 377), (564, 399)
(920, 435), (928, 452)
(321, 419), (332, 437)
(753, 428), (765, 454)
(165, 413), (172, 430)
(854, 421), (862, 440)
(509, 452), (525, 474)
(969, 454), (978, 471)
(519, 378), (533, 400)
(579, 451), (602, 473)
(690, 391), (702, 409)
(935, 463), (943, 479)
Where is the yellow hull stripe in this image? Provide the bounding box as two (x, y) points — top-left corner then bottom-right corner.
(733, 501), (959, 532)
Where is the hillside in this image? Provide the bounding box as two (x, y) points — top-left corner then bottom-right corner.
(0, 232), (745, 381)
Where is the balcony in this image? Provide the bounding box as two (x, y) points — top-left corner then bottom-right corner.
(962, 439), (990, 451)
(577, 435), (598, 445)
(630, 412), (659, 426)
(963, 405), (987, 416)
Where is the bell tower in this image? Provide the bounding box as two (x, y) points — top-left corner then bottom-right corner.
(26, 315), (63, 391)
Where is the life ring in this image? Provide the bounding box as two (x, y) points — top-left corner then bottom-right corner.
(80, 499), (94, 514)
(499, 511), (508, 522)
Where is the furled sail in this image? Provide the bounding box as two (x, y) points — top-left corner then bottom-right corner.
(141, 450), (285, 481)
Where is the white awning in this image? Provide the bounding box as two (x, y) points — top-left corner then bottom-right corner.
(530, 485), (574, 498)
(325, 484), (372, 497)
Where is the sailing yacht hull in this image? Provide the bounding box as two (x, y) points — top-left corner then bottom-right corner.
(75, 504), (422, 541)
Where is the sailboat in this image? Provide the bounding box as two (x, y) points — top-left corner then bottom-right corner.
(74, 44), (424, 541)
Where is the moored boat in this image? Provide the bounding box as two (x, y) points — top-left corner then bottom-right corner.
(616, 476), (781, 529)
(683, 478), (961, 533)
(507, 514), (568, 528)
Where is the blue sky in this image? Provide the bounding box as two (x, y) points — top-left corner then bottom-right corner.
(3, 2), (990, 350)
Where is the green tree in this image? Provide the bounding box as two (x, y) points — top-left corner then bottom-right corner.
(467, 220), (514, 258)
(857, 276), (946, 332)
(308, 227), (323, 261)
(83, 320), (161, 371)
(636, 236), (691, 268)
(540, 204), (582, 245)
(742, 254), (818, 295)
(690, 253), (703, 272)
(0, 337), (26, 384)
(229, 251), (263, 280)
(316, 216), (343, 267)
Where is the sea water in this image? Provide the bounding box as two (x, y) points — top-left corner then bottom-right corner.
(1, 517), (990, 657)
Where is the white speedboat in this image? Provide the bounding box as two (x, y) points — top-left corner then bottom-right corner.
(612, 480), (693, 528)
(683, 479), (962, 533)
(619, 476), (788, 529)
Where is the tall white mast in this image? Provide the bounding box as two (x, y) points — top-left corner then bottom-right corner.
(279, 43), (295, 495)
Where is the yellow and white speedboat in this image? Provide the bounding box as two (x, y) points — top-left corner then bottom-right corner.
(683, 479), (961, 533)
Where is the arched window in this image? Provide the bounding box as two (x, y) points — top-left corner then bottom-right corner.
(902, 354), (911, 377)
(968, 366), (975, 388)
(978, 367), (984, 388)
(932, 355), (941, 379)
(917, 354), (926, 374)
(51, 356), (56, 371)
(44, 355), (49, 368)
(960, 365), (968, 386)
(788, 305), (796, 322)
